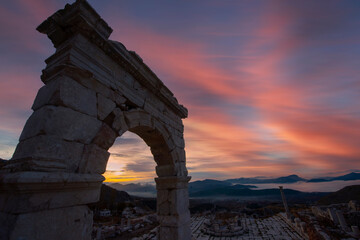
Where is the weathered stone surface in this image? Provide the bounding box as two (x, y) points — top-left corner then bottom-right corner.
(123, 86), (146, 107)
(79, 144), (110, 174)
(12, 135), (84, 172)
(144, 95), (165, 119)
(170, 147), (186, 163)
(32, 76), (97, 117)
(0, 172), (104, 214)
(92, 123), (118, 149)
(115, 94), (126, 106)
(112, 108), (128, 134)
(97, 93), (116, 120)
(153, 121), (171, 141)
(158, 225), (191, 240)
(155, 176), (191, 240)
(124, 109), (152, 129)
(158, 213), (191, 239)
(156, 164), (178, 177)
(170, 188), (189, 214)
(20, 106), (102, 144)
(157, 187), (190, 225)
(157, 189), (171, 215)
(3, 158), (68, 172)
(1, 0), (191, 239)
(1, 206), (93, 240)
(158, 212), (191, 227)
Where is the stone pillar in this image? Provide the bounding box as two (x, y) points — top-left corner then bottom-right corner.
(279, 186), (291, 219)
(300, 222), (307, 233)
(327, 208), (339, 225)
(336, 210), (349, 232)
(155, 176), (191, 240)
(0, 171), (103, 240)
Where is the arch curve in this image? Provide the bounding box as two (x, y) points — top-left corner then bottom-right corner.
(0, 1), (191, 239)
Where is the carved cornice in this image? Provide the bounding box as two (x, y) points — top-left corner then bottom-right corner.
(37, 0), (188, 118)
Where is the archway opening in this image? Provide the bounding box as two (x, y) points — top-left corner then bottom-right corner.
(92, 128), (173, 238)
(104, 131), (157, 197)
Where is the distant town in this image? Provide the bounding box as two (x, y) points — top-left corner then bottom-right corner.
(91, 173), (360, 240)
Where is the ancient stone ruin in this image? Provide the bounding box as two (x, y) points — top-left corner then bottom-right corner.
(0, 0), (191, 239)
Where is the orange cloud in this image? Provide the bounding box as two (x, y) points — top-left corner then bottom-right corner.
(1, 1), (359, 183)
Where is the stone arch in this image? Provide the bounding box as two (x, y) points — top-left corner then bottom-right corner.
(0, 1), (191, 240)
(78, 108), (187, 178)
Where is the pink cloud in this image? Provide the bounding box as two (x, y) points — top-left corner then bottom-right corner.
(1, 1), (359, 181)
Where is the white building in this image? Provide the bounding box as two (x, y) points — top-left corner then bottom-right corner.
(99, 209), (112, 217)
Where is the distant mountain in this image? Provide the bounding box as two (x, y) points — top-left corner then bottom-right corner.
(104, 172), (360, 199)
(96, 184), (132, 208)
(332, 172), (360, 181)
(188, 179), (256, 195)
(190, 187), (329, 203)
(226, 174), (307, 184)
(226, 172), (360, 184)
(308, 172), (360, 183)
(109, 182), (156, 193)
(191, 187), (299, 197)
(109, 179), (257, 197)
(306, 178), (332, 183)
(318, 185), (360, 205)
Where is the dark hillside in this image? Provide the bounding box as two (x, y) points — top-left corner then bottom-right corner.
(318, 185), (360, 205)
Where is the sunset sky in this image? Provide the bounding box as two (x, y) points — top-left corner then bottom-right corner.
(0, 0), (359, 183)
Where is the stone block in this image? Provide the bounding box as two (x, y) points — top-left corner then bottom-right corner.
(122, 86), (146, 107)
(112, 108), (128, 133)
(144, 98), (161, 119)
(156, 164), (177, 177)
(150, 146), (171, 164)
(0, 172), (104, 214)
(160, 111), (184, 133)
(169, 147), (186, 163)
(170, 188), (189, 215)
(172, 136), (185, 148)
(80, 144), (110, 174)
(92, 123), (118, 149)
(1, 205), (93, 240)
(153, 120), (171, 142)
(74, 71), (115, 100)
(157, 212), (191, 227)
(32, 76), (97, 117)
(122, 72), (135, 86)
(12, 135), (84, 172)
(175, 162), (188, 177)
(3, 157), (68, 172)
(157, 189), (170, 215)
(20, 106), (102, 144)
(124, 109), (152, 129)
(97, 93), (116, 120)
(115, 94), (126, 106)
